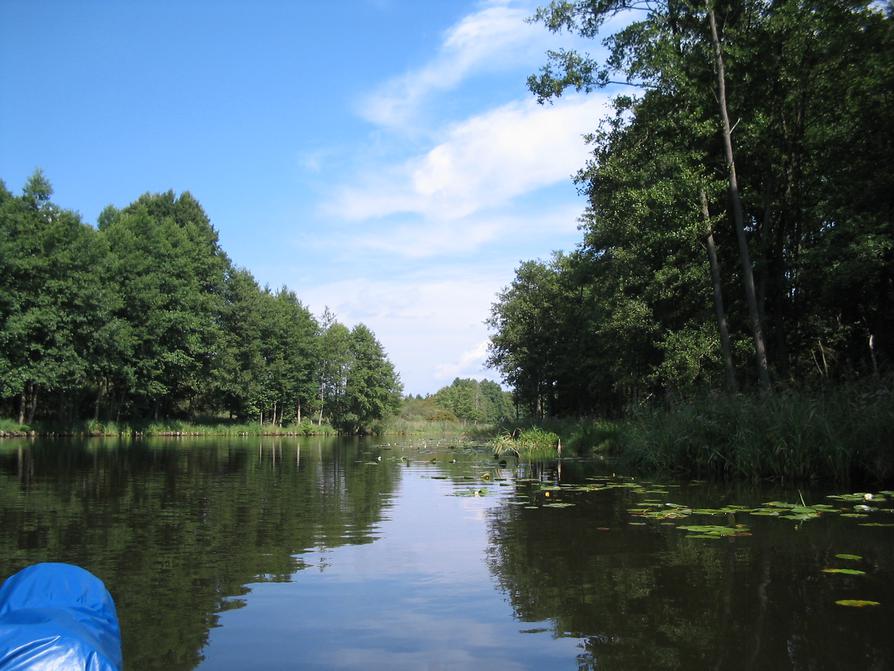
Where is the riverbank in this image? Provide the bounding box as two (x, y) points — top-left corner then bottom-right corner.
(0, 417), (482, 439)
(0, 418), (341, 438)
(509, 382), (892, 484)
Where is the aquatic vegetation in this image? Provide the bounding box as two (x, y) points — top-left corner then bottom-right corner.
(677, 524), (750, 539)
(492, 428), (561, 459)
(834, 554), (863, 561)
(821, 568), (866, 576)
(454, 488), (489, 497)
(835, 600), (880, 608)
(610, 386), (894, 482)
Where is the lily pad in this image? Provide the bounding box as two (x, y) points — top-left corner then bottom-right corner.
(835, 599), (880, 608)
(835, 553), (863, 561)
(821, 568), (866, 576)
(543, 502), (575, 508)
(859, 523), (894, 528)
(677, 524), (750, 538)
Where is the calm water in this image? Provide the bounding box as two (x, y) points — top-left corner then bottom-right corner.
(1, 437), (892, 670)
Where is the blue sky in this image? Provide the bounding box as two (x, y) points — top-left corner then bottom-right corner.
(0, 0), (622, 395)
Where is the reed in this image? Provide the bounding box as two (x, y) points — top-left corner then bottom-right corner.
(613, 382), (894, 483)
(492, 427), (561, 459)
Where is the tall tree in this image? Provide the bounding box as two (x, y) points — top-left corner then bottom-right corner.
(335, 324), (402, 434)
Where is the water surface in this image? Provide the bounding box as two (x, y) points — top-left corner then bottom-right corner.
(1, 437), (892, 669)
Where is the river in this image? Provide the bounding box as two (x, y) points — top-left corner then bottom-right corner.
(1, 436), (892, 670)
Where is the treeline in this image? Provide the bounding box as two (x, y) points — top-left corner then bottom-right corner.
(400, 377), (515, 425)
(0, 173), (402, 432)
(489, 0), (893, 417)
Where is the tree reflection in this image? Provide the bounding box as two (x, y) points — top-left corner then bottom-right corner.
(486, 474), (894, 670)
(0, 437), (399, 670)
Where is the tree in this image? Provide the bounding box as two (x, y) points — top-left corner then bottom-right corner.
(0, 171), (121, 423)
(100, 192), (229, 419)
(334, 324), (402, 434)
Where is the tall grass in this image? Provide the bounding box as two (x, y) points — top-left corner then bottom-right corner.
(386, 417), (488, 436)
(613, 384), (894, 483)
(492, 427), (561, 459)
(0, 418), (340, 437)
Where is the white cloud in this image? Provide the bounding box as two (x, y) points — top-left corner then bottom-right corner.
(300, 268), (512, 395)
(359, 1), (543, 128)
(328, 94), (610, 224)
(341, 204), (582, 259)
(434, 340), (491, 381)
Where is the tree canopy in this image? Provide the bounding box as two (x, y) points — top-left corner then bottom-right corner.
(0, 173), (402, 432)
(489, 0), (893, 416)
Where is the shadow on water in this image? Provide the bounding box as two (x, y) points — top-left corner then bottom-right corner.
(0, 436), (400, 670)
(2, 440), (893, 670)
(485, 461), (894, 670)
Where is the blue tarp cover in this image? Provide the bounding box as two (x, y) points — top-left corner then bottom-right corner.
(0, 563), (121, 671)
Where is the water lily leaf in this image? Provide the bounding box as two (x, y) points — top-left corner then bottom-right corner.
(749, 510), (781, 516)
(828, 493), (873, 502)
(677, 524), (749, 538)
(543, 502), (575, 508)
(822, 568), (866, 575)
(840, 513), (869, 518)
(859, 523), (894, 528)
(835, 554), (863, 561)
(835, 599), (880, 607)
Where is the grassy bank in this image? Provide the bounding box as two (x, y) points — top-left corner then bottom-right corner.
(486, 382), (892, 484)
(385, 417), (492, 436)
(492, 427), (562, 459)
(0, 417), (340, 438)
(612, 384), (894, 483)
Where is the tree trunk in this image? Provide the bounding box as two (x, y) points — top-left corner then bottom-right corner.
(18, 387), (26, 425)
(701, 190), (738, 392)
(707, 2), (771, 391)
(27, 383), (38, 425)
(94, 380), (104, 421)
(296, 399), (301, 425)
(869, 333), (879, 378)
(318, 382), (325, 426)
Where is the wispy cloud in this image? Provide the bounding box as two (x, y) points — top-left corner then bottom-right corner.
(300, 268), (511, 394)
(434, 340), (491, 381)
(328, 94), (610, 224)
(358, 1), (543, 128)
(338, 204), (583, 259)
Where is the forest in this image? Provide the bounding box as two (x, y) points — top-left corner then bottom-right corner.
(488, 0), (892, 417)
(0, 173), (402, 433)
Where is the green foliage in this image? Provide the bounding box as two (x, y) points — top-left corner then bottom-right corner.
(332, 324), (402, 434)
(489, 1), (894, 446)
(492, 427), (561, 459)
(611, 382), (894, 482)
(432, 377), (514, 424)
(0, 176), (401, 433)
